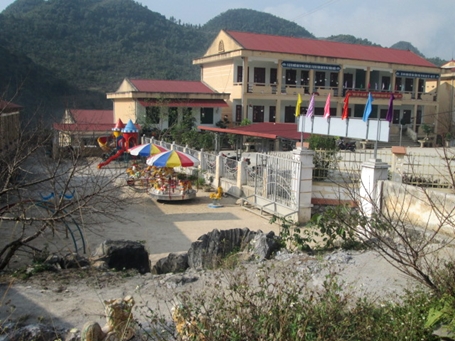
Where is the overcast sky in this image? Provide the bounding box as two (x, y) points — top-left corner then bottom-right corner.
(0, 0), (453, 61)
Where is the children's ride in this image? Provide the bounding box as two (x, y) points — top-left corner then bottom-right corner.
(97, 119), (139, 169)
(144, 150), (200, 201)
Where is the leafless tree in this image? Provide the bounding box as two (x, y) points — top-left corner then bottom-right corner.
(317, 145), (455, 294)
(0, 108), (135, 270)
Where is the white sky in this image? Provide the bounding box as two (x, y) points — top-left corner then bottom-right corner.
(0, 0), (453, 61)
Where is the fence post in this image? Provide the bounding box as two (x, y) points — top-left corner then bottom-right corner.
(360, 159), (389, 217)
(214, 152), (222, 188)
(390, 146), (406, 183)
(292, 148), (314, 223)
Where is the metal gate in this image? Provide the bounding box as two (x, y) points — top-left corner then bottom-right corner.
(244, 153), (301, 219)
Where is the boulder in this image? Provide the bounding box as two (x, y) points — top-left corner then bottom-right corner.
(152, 252), (189, 274)
(187, 228), (280, 269)
(90, 240), (150, 274)
(5, 323), (63, 341)
(249, 231), (281, 261)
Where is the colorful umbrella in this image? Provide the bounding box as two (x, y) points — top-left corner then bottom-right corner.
(128, 143), (168, 157)
(146, 150), (200, 168)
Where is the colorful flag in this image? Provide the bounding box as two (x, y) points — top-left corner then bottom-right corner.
(342, 92), (350, 120)
(385, 93), (395, 122)
(362, 92), (374, 122)
(306, 93), (315, 118)
(323, 93), (331, 119)
(295, 93), (302, 117)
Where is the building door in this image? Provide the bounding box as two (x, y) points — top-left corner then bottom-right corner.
(284, 106), (296, 123)
(253, 106), (264, 122)
(269, 106), (276, 122)
(254, 68), (266, 84)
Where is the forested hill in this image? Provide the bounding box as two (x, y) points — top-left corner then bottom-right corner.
(202, 9), (314, 38)
(0, 0), (447, 122)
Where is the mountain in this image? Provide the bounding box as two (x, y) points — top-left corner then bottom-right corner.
(0, 0), (449, 123)
(0, 0), (208, 92)
(202, 9), (315, 38)
(0, 44), (107, 123)
(324, 34), (381, 47)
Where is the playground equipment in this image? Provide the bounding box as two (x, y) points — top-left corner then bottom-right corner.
(98, 119), (139, 169)
(144, 150), (199, 201)
(0, 191), (86, 255)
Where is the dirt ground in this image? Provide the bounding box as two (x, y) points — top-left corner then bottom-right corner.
(0, 188), (419, 337)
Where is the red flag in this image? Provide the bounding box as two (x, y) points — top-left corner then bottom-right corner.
(342, 92), (350, 120)
(323, 93), (331, 119)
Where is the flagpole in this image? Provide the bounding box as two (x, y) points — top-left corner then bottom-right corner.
(374, 113), (379, 159)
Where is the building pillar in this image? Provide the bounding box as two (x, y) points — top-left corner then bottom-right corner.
(365, 67), (371, 90)
(292, 147), (314, 223)
(309, 70), (315, 94)
(360, 158), (389, 217)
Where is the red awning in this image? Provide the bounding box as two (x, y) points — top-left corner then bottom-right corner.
(198, 122), (309, 141)
(139, 99), (228, 108)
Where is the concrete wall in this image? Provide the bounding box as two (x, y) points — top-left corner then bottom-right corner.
(381, 180), (455, 235)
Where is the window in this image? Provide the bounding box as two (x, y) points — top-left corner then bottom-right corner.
(381, 76), (391, 91)
(404, 78), (413, 92)
(285, 69), (297, 85)
(315, 71), (326, 87)
(269, 106), (276, 122)
(168, 107), (178, 127)
(237, 66), (243, 83)
(252, 106), (264, 122)
(200, 108), (214, 124)
(330, 73), (338, 87)
(235, 105), (242, 123)
(300, 70), (309, 86)
(145, 107), (160, 124)
(254, 67), (265, 84)
(270, 68), (277, 84)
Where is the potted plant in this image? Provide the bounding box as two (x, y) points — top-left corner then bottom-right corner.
(445, 132), (454, 147)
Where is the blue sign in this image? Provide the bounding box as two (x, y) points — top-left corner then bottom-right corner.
(396, 71), (439, 79)
(282, 61), (341, 72)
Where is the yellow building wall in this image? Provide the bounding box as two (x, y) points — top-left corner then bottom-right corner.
(114, 99), (138, 123)
(203, 30), (243, 56)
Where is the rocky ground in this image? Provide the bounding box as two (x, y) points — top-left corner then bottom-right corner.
(0, 189), (424, 340)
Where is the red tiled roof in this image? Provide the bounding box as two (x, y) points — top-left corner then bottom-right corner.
(198, 122), (309, 141)
(69, 109), (114, 125)
(226, 30), (437, 69)
(53, 123), (115, 132)
(129, 79), (217, 94)
(0, 100), (22, 113)
(53, 109), (114, 132)
(139, 99), (228, 108)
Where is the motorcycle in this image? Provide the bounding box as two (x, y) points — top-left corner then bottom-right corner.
(336, 139), (356, 152)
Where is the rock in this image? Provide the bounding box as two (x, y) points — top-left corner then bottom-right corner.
(4, 323), (63, 341)
(62, 253), (90, 269)
(187, 228), (280, 269)
(152, 252), (189, 274)
(249, 231), (281, 261)
(90, 240), (151, 274)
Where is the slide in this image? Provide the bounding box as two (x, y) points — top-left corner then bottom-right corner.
(97, 136), (112, 153)
(98, 149), (124, 169)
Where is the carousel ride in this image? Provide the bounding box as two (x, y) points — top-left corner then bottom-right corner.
(97, 119), (199, 201)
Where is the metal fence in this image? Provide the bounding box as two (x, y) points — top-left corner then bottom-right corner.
(246, 153), (299, 210)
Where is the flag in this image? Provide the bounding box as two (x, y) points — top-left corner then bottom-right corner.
(323, 93), (331, 119)
(295, 93), (302, 117)
(385, 93), (395, 122)
(362, 92), (374, 122)
(306, 93), (315, 118)
(342, 92), (350, 120)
